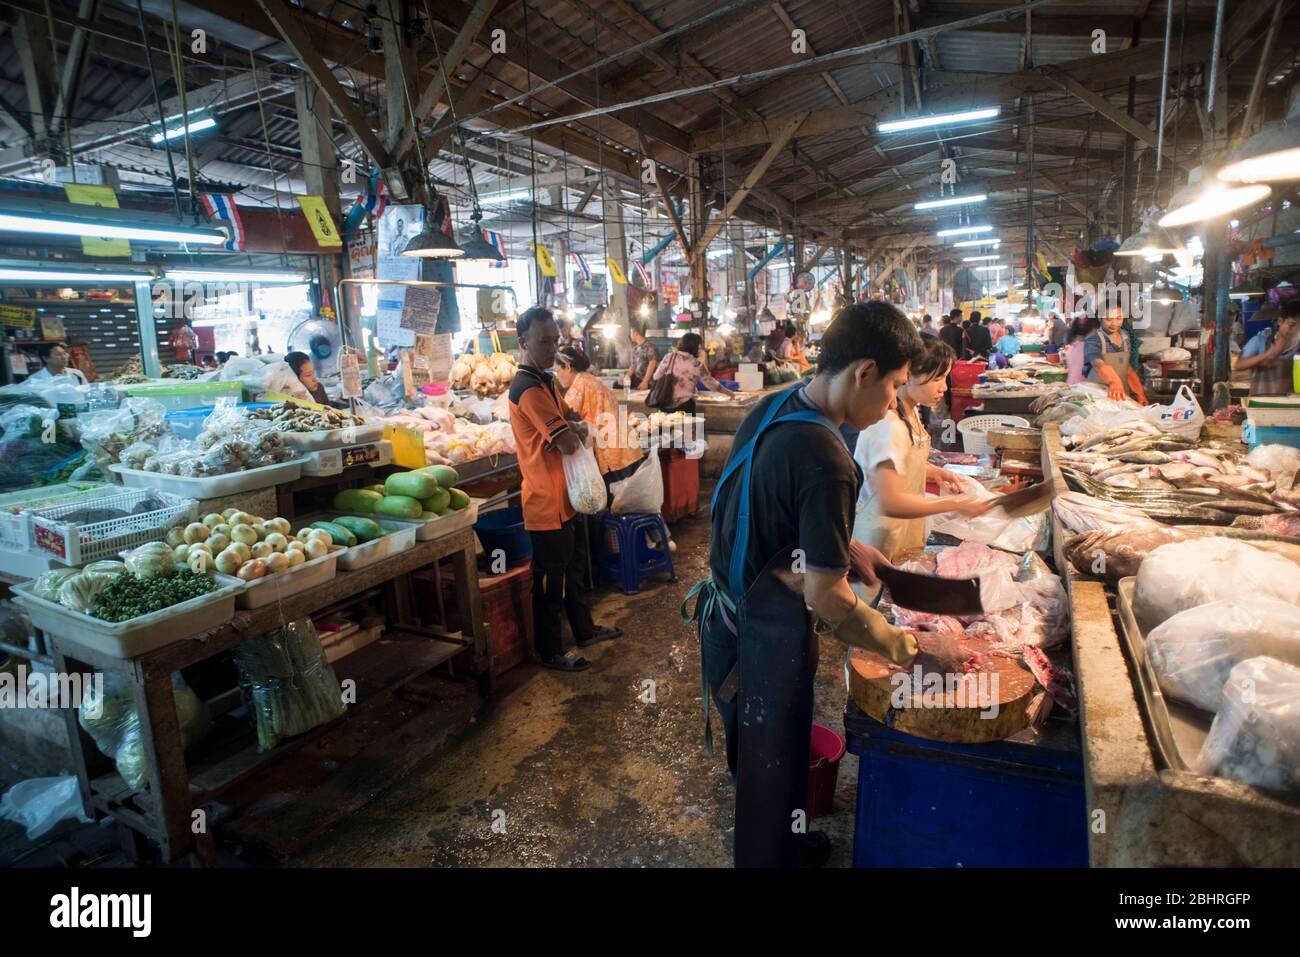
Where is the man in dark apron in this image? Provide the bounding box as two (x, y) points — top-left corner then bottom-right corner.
(683, 302), (927, 868)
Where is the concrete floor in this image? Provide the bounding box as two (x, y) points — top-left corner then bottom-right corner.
(292, 507), (861, 868)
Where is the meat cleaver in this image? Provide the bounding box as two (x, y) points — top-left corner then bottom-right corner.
(987, 479), (1055, 519)
(876, 565), (984, 616)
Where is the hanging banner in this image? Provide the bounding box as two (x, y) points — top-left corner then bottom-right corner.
(63, 183), (130, 257)
(606, 258), (627, 286)
(535, 243), (557, 277)
(296, 195), (343, 247)
(0, 304), (36, 328)
(199, 193), (246, 250)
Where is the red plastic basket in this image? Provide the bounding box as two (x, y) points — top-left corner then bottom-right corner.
(951, 360), (988, 391)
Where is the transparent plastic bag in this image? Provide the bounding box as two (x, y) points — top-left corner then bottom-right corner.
(1194, 656), (1300, 792)
(77, 398), (169, 468)
(562, 437), (608, 514)
(233, 618), (346, 752)
(78, 673), (209, 791)
(0, 776), (91, 839)
(929, 473), (1046, 553)
(610, 452), (663, 514)
(1146, 598), (1300, 712)
(1134, 538), (1300, 631)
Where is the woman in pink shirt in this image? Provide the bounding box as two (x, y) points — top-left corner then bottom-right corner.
(652, 332), (733, 414)
(1062, 316), (1099, 384)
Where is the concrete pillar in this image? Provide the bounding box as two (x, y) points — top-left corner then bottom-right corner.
(602, 174), (629, 333)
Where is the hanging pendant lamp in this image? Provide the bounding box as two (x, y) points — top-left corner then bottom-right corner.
(1114, 207), (1183, 257)
(402, 205), (466, 258)
(1158, 181), (1271, 228)
(1219, 83), (1300, 184)
(457, 211), (505, 262)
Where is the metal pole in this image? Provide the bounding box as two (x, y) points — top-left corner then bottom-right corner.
(133, 279), (162, 378)
(1155, 0), (1174, 173)
(1206, 0), (1227, 118)
(492, 0), (1069, 138)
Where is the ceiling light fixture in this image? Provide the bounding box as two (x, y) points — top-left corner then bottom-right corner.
(1113, 207), (1183, 257)
(915, 193), (987, 211)
(936, 224), (993, 237)
(164, 268), (307, 283)
(1158, 184), (1271, 227)
(952, 238), (1000, 248)
(0, 266), (154, 284)
(961, 254), (1001, 262)
(149, 115), (217, 143)
(878, 107), (1000, 134)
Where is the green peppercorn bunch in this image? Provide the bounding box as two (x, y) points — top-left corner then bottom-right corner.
(91, 569), (216, 622)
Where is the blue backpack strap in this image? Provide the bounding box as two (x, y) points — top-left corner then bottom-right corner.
(710, 389), (793, 511)
(725, 397), (862, 600)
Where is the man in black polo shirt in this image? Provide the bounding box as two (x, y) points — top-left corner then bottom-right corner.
(966, 309), (993, 358)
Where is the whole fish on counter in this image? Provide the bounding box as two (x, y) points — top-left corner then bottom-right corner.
(1052, 491), (1154, 534)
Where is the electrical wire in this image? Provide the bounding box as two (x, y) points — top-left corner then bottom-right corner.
(134, 0), (183, 220)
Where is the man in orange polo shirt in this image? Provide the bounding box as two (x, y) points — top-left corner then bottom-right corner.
(509, 306), (622, 672)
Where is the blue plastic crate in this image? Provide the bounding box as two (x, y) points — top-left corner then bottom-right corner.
(844, 705), (1088, 867)
(164, 402), (277, 440)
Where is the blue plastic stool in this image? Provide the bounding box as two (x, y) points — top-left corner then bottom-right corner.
(598, 513), (677, 595)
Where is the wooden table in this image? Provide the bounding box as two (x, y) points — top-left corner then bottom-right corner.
(45, 527), (491, 865)
(1042, 426), (1300, 865)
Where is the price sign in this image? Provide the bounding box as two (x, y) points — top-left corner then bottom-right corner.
(342, 444), (381, 467)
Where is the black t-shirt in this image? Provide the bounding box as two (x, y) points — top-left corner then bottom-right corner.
(939, 323), (964, 360)
(710, 389), (860, 603)
(967, 323), (993, 357)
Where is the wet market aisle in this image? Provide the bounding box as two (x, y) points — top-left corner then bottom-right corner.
(291, 507), (861, 868)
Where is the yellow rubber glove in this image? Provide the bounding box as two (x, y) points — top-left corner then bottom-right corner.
(831, 596), (918, 667)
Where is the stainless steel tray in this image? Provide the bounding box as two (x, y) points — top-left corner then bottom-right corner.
(1114, 577), (1213, 772)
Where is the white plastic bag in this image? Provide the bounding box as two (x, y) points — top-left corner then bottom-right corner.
(1194, 656), (1300, 792)
(258, 361), (313, 401)
(610, 452), (664, 514)
(562, 438), (608, 514)
(1146, 598), (1300, 712)
(1153, 384), (1205, 439)
(929, 474), (1046, 553)
(0, 776), (91, 839)
(1134, 538), (1300, 631)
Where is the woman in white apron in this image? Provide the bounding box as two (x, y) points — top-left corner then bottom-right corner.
(1085, 309), (1148, 403)
(851, 337), (993, 569)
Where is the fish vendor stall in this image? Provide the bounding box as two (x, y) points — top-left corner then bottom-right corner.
(1035, 382), (1300, 866)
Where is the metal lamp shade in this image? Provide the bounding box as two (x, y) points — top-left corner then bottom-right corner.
(1114, 208), (1182, 257)
(401, 224), (465, 257)
(457, 229), (505, 262)
(1218, 118), (1300, 184)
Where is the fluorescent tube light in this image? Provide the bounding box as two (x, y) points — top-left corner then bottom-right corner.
(0, 212), (226, 246)
(150, 116), (217, 143)
(165, 268), (307, 283)
(0, 267), (152, 283)
(915, 194), (987, 211)
(878, 107), (1000, 134)
(936, 224), (992, 237)
(952, 238), (1000, 248)
(961, 254), (1001, 262)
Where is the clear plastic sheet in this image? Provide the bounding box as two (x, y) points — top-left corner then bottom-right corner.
(1194, 656), (1300, 792)
(1145, 598), (1300, 712)
(233, 618), (346, 752)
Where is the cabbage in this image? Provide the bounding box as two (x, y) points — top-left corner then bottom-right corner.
(32, 568), (79, 601)
(56, 570), (118, 614)
(124, 541), (177, 580)
(84, 560), (126, 577)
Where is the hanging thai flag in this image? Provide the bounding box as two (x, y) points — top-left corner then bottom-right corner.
(630, 260), (651, 288)
(342, 172), (387, 234)
(432, 194), (454, 238)
(571, 251), (592, 282)
(484, 228), (508, 267)
(199, 193), (245, 251)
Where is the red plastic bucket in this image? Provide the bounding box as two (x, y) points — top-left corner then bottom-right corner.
(808, 723), (847, 818)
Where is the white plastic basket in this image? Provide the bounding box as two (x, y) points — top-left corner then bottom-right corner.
(109, 457), (306, 499)
(280, 421), (385, 452)
(28, 487), (197, 566)
(11, 577), (240, 659)
(0, 482), (117, 551)
(301, 513), (418, 570)
(957, 414), (1030, 456)
(346, 501), (479, 542)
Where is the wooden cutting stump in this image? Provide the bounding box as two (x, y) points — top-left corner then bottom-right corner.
(847, 638), (1036, 743)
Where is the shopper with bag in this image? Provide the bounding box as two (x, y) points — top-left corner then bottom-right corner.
(648, 333), (733, 413)
(508, 307), (622, 673)
(554, 347), (642, 485)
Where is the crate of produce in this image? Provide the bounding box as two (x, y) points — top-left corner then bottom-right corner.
(358, 500), (479, 543)
(11, 576), (240, 659)
(28, 488), (197, 566)
(109, 457), (305, 499)
(300, 514), (418, 571)
(120, 379), (244, 412)
(279, 422), (385, 453)
(0, 482), (118, 551)
(231, 545), (340, 609)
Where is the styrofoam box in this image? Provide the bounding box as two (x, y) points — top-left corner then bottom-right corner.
(281, 422), (385, 453)
(302, 514), (419, 571)
(341, 501), (480, 543)
(109, 458), (306, 499)
(12, 578), (241, 659)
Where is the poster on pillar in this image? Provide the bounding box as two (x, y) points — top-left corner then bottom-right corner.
(296, 195), (343, 248)
(375, 205), (425, 347)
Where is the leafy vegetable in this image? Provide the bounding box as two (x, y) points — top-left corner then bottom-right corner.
(124, 541), (178, 580)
